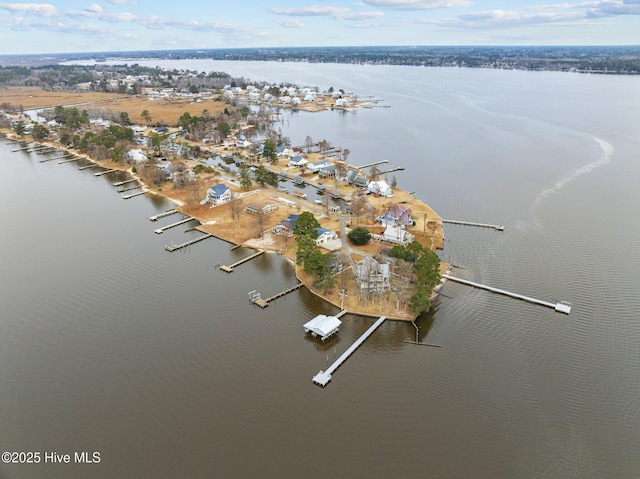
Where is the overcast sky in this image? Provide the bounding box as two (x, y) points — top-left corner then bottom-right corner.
(0, 1), (639, 55)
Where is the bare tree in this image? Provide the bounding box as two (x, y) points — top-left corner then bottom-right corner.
(228, 191), (242, 226)
(305, 135), (314, 153)
(370, 166), (381, 181)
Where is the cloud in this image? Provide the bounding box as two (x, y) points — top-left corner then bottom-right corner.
(419, 1), (640, 30)
(588, 0), (640, 16)
(270, 5), (384, 20)
(85, 4), (102, 14)
(105, 0), (136, 4)
(275, 19), (305, 28)
(270, 6), (352, 18)
(0, 3), (59, 18)
(360, 0), (472, 10)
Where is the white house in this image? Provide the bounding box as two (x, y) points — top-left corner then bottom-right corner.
(307, 160), (333, 173)
(335, 98), (350, 107)
(368, 180), (393, 197)
(126, 149), (148, 163)
(315, 228), (338, 246)
(382, 224), (414, 245)
(201, 183), (232, 206)
(288, 156), (308, 168)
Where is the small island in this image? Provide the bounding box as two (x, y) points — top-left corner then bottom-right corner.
(1, 72), (446, 321)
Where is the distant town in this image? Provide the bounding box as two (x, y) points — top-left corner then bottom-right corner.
(1, 45), (639, 74)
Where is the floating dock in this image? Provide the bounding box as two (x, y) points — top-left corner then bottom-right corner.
(78, 163), (97, 170)
(443, 219), (504, 231)
(149, 209), (179, 221)
(313, 315), (387, 387)
(165, 233), (213, 252)
(154, 216), (196, 234)
(220, 250), (264, 273)
(442, 274), (571, 314)
(251, 283), (305, 308)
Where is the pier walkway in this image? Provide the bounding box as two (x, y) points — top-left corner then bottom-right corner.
(251, 283), (305, 308)
(154, 216), (196, 234)
(442, 274), (571, 314)
(165, 233), (213, 252)
(93, 168), (118, 177)
(220, 250), (264, 273)
(122, 190), (148, 199)
(443, 219), (504, 231)
(112, 178), (138, 187)
(39, 154), (71, 163)
(149, 209), (178, 221)
(313, 315), (387, 387)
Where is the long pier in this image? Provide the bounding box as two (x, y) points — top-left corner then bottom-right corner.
(442, 219), (504, 231)
(39, 154), (70, 163)
(154, 216), (196, 234)
(93, 168), (118, 176)
(165, 233), (213, 252)
(58, 156), (81, 164)
(313, 315), (387, 387)
(112, 178), (138, 187)
(252, 283), (305, 308)
(78, 163), (98, 170)
(220, 250), (265, 273)
(442, 274), (571, 314)
(122, 190), (148, 199)
(149, 209), (178, 221)
(118, 184), (142, 193)
(358, 159), (389, 169)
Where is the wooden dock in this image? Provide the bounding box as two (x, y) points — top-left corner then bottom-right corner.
(118, 184), (142, 193)
(58, 156), (81, 164)
(252, 283), (305, 308)
(442, 274), (571, 314)
(358, 159), (389, 169)
(39, 154), (71, 163)
(442, 219), (504, 231)
(165, 233), (213, 252)
(78, 163), (97, 170)
(93, 168), (118, 176)
(313, 315), (387, 387)
(122, 190), (148, 199)
(149, 209), (178, 221)
(154, 216), (196, 234)
(220, 250), (264, 273)
(112, 178), (138, 187)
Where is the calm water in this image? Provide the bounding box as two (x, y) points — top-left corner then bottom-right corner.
(2, 63), (640, 479)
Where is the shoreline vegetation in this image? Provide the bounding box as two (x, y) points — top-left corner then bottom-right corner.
(1, 84), (446, 321)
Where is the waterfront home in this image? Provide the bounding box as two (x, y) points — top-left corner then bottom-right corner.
(126, 149), (148, 163)
(201, 183), (232, 206)
(277, 146), (295, 158)
(335, 98), (350, 108)
(244, 201), (278, 215)
(377, 204), (413, 227)
(288, 156), (308, 168)
(354, 256), (390, 293)
(347, 170), (369, 188)
(308, 160), (333, 173)
(382, 224), (414, 245)
(368, 180), (393, 197)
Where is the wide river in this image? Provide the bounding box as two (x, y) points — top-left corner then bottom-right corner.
(2, 61), (640, 479)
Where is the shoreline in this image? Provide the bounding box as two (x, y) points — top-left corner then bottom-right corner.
(2, 130), (447, 321)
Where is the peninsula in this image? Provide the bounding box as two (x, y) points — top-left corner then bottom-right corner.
(1, 79), (445, 321)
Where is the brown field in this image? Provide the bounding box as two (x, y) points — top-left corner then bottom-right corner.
(0, 86), (227, 126)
